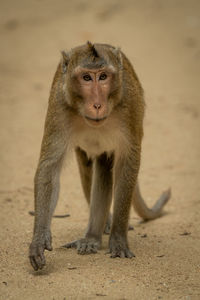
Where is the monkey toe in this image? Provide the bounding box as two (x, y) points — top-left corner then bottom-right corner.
(78, 241), (98, 254)
(62, 238), (100, 254)
(110, 247), (135, 258)
(77, 238), (100, 254)
(109, 238), (135, 259)
(62, 240), (78, 249)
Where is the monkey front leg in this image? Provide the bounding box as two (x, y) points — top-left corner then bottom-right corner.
(64, 153), (113, 254)
(29, 161), (62, 270)
(109, 154), (140, 258)
(29, 113), (67, 270)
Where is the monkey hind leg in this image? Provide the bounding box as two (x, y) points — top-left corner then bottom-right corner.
(75, 147), (93, 205)
(75, 148), (125, 235)
(104, 214), (134, 234)
(132, 183), (171, 221)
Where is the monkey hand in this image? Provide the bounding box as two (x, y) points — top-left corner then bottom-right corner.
(62, 237), (101, 255)
(29, 231), (52, 271)
(109, 234), (135, 258)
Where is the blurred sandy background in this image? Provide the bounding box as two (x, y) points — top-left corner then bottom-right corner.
(0, 0), (200, 299)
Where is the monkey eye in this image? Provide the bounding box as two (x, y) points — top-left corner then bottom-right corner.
(83, 74), (92, 81)
(99, 73), (107, 80)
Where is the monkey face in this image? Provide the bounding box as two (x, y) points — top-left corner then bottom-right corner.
(69, 66), (119, 127)
(61, 42), (123, 128)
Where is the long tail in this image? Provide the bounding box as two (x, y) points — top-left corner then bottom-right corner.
(132, 183), (171, 221)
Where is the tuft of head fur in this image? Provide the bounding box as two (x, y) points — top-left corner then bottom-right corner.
(87, 41), (99, 58)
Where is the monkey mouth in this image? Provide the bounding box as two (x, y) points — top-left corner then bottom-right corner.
(85, 115), (107, 123)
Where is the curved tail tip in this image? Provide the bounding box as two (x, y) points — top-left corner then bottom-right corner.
(166, 187), (172, 198)
(162, 187), (172, 204)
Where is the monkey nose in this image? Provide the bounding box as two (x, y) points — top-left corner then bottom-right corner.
(93, 103), (101, 110)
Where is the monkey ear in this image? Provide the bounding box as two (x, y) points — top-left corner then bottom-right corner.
(111, 47), (123, 69)
(61, 50), (70, 74)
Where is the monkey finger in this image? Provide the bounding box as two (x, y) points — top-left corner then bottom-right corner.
(38, 253), (46, 269)
(30, 256), (39, 271)
(30, 253), (46, 271)
(32, 247), (46, 269)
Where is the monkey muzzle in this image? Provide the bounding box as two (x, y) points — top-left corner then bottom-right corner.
(84, 115), (108, 127)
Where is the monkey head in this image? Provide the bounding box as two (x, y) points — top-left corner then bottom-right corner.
(61, 42), (123, 127)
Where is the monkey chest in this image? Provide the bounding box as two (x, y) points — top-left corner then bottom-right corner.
(72, 127), (122, 158)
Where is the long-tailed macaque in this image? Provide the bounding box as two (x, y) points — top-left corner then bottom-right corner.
(29, 42), (171, 271)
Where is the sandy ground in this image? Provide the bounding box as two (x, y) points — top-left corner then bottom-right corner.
(0, 0), (200, 299)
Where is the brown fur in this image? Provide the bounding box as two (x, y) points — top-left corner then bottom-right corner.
(29, 42), (171, 271)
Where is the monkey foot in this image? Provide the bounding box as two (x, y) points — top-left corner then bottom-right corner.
(62, 238), (101, 255)
(109, 237), (135, 258)
(109, 246), (135, 258)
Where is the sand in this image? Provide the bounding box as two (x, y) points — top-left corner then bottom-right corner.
(0, 1), (200, 299)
